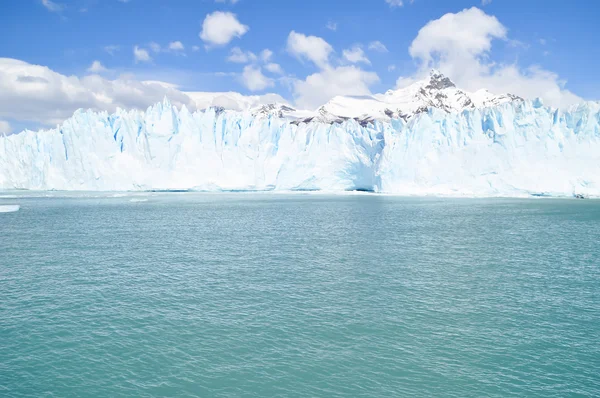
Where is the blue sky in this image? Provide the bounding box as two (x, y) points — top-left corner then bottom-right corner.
(0, 0), (598, 131)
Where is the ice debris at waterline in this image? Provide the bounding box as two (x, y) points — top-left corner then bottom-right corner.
(0, 78), (599, 197)
(0, 205), (20, 213)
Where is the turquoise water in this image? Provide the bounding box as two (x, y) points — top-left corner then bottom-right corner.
(1, 193), (599, 397)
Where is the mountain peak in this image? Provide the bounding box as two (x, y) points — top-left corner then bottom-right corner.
(425, 69), (455, 90)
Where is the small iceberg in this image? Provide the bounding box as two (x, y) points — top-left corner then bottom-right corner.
(130, 198), (149, 203)
(0, 205), (20, 213)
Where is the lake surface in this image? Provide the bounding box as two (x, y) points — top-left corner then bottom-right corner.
(1, 193), (599, 397)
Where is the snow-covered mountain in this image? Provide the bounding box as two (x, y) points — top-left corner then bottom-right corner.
(1, 71), (599, 197)
(314, 69), (522, 124)
(188, 70), (523, 125)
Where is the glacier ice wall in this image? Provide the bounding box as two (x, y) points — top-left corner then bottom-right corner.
(0, 99), (599, 196)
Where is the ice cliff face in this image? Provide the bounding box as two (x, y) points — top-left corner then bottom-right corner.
(1, 72), (599, 196)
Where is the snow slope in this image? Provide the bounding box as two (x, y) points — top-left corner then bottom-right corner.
(1, 72), (599, 196)
(315, 69), (522, 123)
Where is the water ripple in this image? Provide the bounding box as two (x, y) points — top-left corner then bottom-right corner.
(1, 194), (599, 397)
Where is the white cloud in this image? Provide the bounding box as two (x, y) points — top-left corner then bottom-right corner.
(192, 45), (200, 52)
(265, 63), (284, 75)
(87, 60), (108, 74)
(229, 48), (280, 82)
(200, 11), (249, 47)
(326, 21), (337, 31)
(0, 58), (196, 126)
(388, 64), (396, 72)
(260, 49), (273, 62)
(215, 0), (240, 3)
(41, 0), (64, 12)
(227, 47), (257, 63)
(228, 48), (275, 64)
(0, 120), (12, 135)
(481, 0), (492, 5)
(168, 41), (185, 51)
(404, 7), (580, 108)
(368, 41), (388, 52)
(133, 46), (152, 63)
(145, 41), (186, 55)
(286, 31), (333, 69)
(241, 65), (274, 91)
(292, 66), (379, 110)
(409, 7), (506, 68)
(342, 46), (371, 64)
(286, 32), (379, 109)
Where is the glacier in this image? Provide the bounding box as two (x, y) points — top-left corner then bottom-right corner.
(1, 97), (599, 197)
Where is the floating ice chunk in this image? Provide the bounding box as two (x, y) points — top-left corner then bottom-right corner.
(130, 198), (148, 202)
(0, 205), (20, 213)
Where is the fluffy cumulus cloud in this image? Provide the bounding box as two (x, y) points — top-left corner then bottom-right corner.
(87, 60), (108, 74)
(227, 47), (257, 63)
(409, 7), (507, 69)
(0, 55), (291, 127)
(0, 58), (195, 126)
(241, 65), (274, 91)
(227, 46), (283, 90)
(144, 41), (187, 56)
(200, 11), (248, 47)
(293, 66), (379, 110)
(403, 7), (580, 108)
(286, 32), (380, 109)
(265, 63), (283, 75)
(133, 46), (152, 63)
(227, 47), (283, 88)
(168, 41), (185, 51)
(286, 31), (333, 69)
(342, 46), (371, 65)
(260, 49), (273, 62)
(227, 48), (275, 65)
